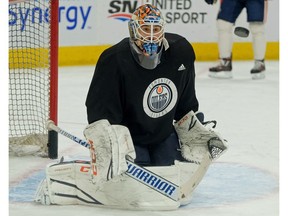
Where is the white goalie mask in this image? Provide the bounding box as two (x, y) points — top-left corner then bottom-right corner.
(128, 4), (165, 69)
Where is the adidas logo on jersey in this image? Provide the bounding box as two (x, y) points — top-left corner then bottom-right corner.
(178, 64), (186, 71)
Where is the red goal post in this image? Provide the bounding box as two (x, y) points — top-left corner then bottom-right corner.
(9, 0), (59, 159)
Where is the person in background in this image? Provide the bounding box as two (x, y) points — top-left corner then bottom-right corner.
(205, 0), (268, 79)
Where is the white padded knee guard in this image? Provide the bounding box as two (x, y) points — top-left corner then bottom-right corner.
(249, 22), (266, 60)
(217, 19), (233, 58)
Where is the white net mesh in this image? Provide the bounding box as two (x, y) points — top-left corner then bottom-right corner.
(9, 0), (53, 157)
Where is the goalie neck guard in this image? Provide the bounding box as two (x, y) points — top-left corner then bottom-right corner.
(128, 4), (165, 70)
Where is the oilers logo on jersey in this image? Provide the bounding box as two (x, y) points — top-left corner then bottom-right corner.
(143, 78), (178, 118)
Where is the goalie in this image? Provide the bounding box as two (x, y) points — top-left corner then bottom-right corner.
(35, 3), (227, 210)
(86, 3), (227, 167)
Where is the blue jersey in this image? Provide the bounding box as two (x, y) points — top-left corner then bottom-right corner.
(218, 0), (265, 23)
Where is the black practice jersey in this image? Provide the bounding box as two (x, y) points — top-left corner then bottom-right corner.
(86, 33), (199, 146)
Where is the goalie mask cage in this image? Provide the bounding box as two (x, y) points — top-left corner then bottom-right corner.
(9, 0), (59, 159)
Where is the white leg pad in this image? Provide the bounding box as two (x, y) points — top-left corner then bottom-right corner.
(34, 156), (214, 209)
(34, 156), (180, 209)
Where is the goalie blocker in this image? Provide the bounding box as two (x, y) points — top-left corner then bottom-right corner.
(35, 111), (227, 210)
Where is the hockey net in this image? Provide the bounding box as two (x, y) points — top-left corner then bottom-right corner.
(9, 0), (58, 158)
